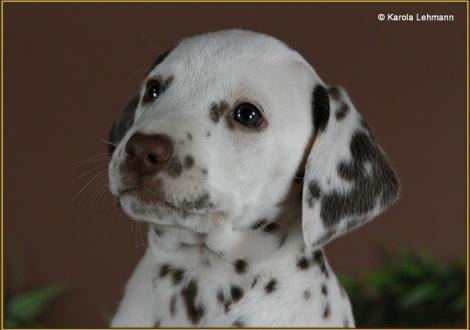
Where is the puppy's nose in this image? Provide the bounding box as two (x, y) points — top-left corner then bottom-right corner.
(125, 133), (173, 175)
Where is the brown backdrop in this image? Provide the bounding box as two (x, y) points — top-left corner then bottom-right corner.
(3, 2), (467, 327)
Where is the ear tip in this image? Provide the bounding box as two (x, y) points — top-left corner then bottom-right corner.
(383, 165), (402, 207)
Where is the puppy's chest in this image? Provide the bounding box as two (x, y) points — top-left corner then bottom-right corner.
(150, 247), (258, 327)
(148, 242), (352, 327)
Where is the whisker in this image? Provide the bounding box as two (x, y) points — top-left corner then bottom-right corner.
(133, 241), (148, 249)
(97, 138), (116, 147)
(72, 152), (109, 164)
(71, 153), (110, 168)
(73, 168), (109, 200)
(73, 165), (108, 182)
(89, 178), (110, 208)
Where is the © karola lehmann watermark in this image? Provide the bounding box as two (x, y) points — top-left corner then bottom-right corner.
(377, 13), (455, 22)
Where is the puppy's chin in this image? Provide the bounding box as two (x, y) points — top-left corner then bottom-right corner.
(118, 192), (226, 234)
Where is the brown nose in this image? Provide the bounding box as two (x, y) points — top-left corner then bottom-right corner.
(125, 133), (173, 175)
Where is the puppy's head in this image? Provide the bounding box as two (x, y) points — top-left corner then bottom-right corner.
(108, 30), (399, 248)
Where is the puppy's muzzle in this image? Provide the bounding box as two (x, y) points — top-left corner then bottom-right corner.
(125, 133), (174, 176)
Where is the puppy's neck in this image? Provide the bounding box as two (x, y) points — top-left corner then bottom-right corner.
(147, 181), (303, 263)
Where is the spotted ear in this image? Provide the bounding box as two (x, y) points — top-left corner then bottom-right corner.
(301, 85), (400, 250)
(108, 96), (139, 155)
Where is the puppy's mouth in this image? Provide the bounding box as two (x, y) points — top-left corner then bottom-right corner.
(120, 186), (180, 211)
(118, 184), (217, 219)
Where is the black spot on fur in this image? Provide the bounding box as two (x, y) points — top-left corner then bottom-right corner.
(209, 101), (229, 123)
(230, 285), (244, 303)
(187, 133), (193, 140)
(233, 319), (245, 327)
(265, 279), (277, 293)
(313, 250), (329, 278)
(312, 85), (330, 134)
(169, 294), (177, 316)
(327, 86), (342, 100)
(320, 131), (399, 228)
(278, 233), (288, 248)
(297, 257), (310, 270)
(159, 264), (171, 278)
(181, 280), (205, 325)
(303, 289), (312, 300)
(263, 222), (279, 232)
(234, 260), (248, 274)
(172, 269), (185, 285)
(206, 131), (211, 137)
(251, 276), (259, 288)
(201, 168), (208, 175)
(183, 155), (194, 169)
(321, 284), (328, 296)
(224, 302), (231, 313)
(154, 319), (161, 327)
(179, 193), (214, 212)
(335, 102), (349, 120)
(167, 158), (183, 177)
(153, 226), (163, 236)
(216, 290), (225, 304)
(323, 303), (330, 319)
(306, 181), (321, 208)
(251, 219), (267, 230)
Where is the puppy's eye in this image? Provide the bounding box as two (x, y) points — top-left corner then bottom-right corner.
(233, 103), (263, 127)
(143, 80), (162, 103)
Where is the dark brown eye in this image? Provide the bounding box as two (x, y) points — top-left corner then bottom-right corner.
(233, 103), (263, 127)
(143, 79), (162, 103)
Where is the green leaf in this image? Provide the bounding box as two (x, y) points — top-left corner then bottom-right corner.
(399, 282), (439, 308)
(7, 283), (66, 322)
(364, 271), (392, 291)
(338, 275), (353, 289)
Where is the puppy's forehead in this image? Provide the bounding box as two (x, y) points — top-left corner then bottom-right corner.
(148, 30), (309, 82)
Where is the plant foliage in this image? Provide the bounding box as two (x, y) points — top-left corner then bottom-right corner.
(339, 248), (466, 327)
(4, 283), (66, 328)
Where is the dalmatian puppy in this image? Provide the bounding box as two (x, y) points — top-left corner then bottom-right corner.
(108, 29), (399, 327)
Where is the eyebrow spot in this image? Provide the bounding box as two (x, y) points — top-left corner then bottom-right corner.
(209, 101), (229, 123)
(161, 76), (174, 93)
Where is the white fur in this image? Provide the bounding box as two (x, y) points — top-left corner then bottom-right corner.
(108, 29), (398, 327)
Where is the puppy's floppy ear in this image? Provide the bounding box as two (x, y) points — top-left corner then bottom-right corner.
(108, 96), (139, 155)
(302, 85), (400, 250)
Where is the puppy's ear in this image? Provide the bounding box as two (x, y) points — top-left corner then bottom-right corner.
(301, 85), (400, 250)
(108, 96), (139, 155)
